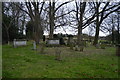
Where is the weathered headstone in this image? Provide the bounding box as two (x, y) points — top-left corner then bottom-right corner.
(38, 42), (45, 54)
(67, 35), (73, 46)
(79, 46), (84, 51)
(70, 42), (74, 50)
(74, 45), (84, 52)
(47, 39), (60, 45)
(59, 37), (65, 45)
(96, 44), (100, 49)
(46, 39), (60, 47)
(13, 39), (27, 48)
(75, 45), (79, 51)
(33, 41), (36, 50)
(55, 47), (62, 61)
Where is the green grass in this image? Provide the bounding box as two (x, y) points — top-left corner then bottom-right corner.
(2, 43), (120, 78)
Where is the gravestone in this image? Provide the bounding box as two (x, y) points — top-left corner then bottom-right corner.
(75, 45), (79, 51)
(37, 42), (46, 54)
(13, 39), (27, 48)
(47, 39), (60, 45)
(33, 41), (36, 50)
(74, 45), (84, 52)
(96, 44), (100, 49)
(59, 37), (65, 45)
(70, 42), (74, 50)
(46, 39), (60, 47)
(67, 35), (73, 46)
(55, 47), (62, 61)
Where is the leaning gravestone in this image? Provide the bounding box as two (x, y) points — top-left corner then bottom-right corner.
(13, 39), (27, 48)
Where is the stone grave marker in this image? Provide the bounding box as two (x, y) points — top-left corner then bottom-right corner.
(55, 47), (62, 61)
(47, 39), (60, 45)
(33, 41), (36, 50)
(46, 39), (60, 47)
(13, 39), (27, 48)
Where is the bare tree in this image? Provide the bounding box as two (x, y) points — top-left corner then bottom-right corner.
(102, 11), (120, 44)
(75, 1), (86, 44)
(68, 2), (98, 45)
(116, 11), (120, 44)
(48, 0), (72, 39)
(2, 2), (21, 45)
(17, 1), (45, 44)
(93, 2), (120, 46)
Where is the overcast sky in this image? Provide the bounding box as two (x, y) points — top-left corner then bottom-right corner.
(43, 1), (112, 36)
(2, 0), (119, 36)
(43, 26), (110, 36)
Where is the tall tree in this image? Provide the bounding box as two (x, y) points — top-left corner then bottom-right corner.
(49, 0), (55, 39)
(75, 2), (86, 44)
(101, 12), (120, 44)
(93, 2), (120, 46)
(2, 2), (21, 45)
(68, 2), (98, 45)
(17, 2), (45, 44)
(48, 0), (71, 39)
(116, 11), (120, 44)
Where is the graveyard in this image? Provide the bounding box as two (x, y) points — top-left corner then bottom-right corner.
(2, 40), (120, 78)
(2, 1), (120, 79)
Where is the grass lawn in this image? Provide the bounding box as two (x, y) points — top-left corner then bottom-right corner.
(2, 42), (120, 78)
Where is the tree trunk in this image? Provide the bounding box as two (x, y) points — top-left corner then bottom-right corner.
(33, 20), (43, 44)
(112, 27), (115, 44)
(6, 29), (10, 45)
(33, 6), (43, 44)
(93, 3), (100, 46)
(93, 23), (100, 46)
(117, 12), (120, 44)
(77, 23), (82, 45)
(49, 1), (55, 39)
(111, 16), (115, 44)
(77, 2), (86, 45)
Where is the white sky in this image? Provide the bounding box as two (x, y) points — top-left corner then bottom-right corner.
(2, 0), (117, 37)
(44, 26), (109, 36)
